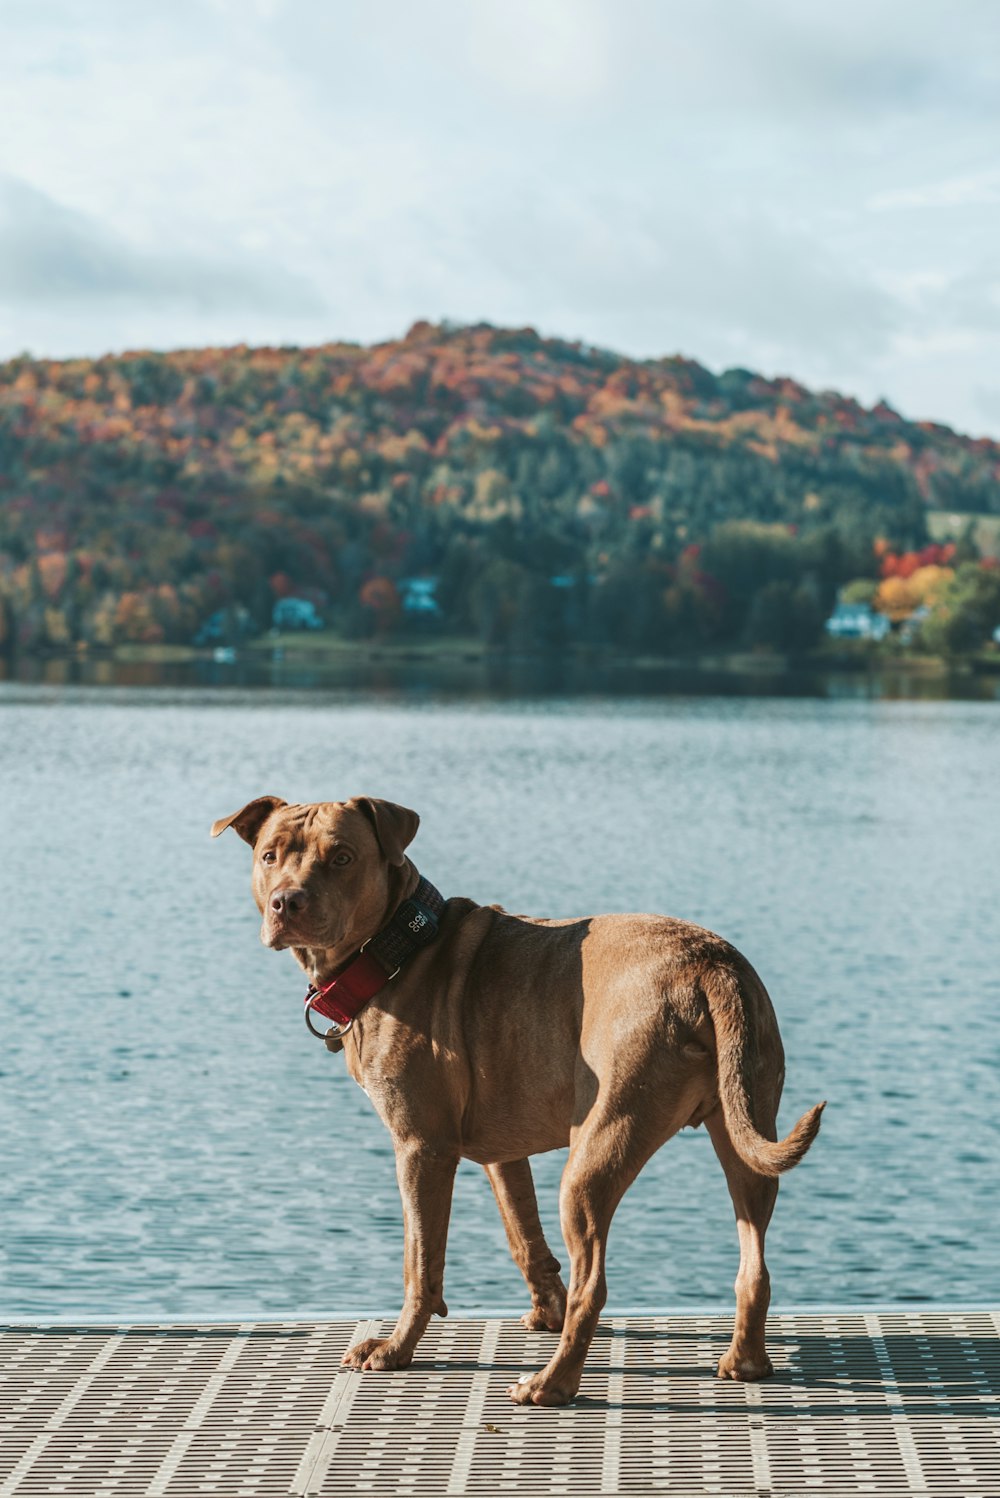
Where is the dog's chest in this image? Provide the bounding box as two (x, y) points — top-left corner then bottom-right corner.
(343, 1048), (408, 1131)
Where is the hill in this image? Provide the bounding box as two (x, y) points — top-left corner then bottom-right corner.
(1, 319), (999, 654)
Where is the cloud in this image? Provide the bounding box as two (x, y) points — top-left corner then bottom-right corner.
(0, 176), (325, 315)
(870, 172), (1000, 212)
(697, 0), (1000, 120)
(464, 0), (611, 104)
(877, 259), (1000, 339)
(424, 182), (901, 377)
(974, 385), (1000, 425)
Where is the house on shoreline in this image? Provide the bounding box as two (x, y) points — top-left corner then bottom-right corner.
(824, 600), (891, 642)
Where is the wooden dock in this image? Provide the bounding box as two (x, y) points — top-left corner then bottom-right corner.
(2, 1309), (998, 1495)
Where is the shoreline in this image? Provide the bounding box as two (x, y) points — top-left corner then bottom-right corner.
(4, 631), (1000, 677)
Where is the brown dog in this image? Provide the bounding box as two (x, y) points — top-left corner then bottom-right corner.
(212, 794), (823, 1407)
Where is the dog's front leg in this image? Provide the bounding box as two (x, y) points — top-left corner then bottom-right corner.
(342, 1142), (458, 1372)
(485, 1160), (567, 1331)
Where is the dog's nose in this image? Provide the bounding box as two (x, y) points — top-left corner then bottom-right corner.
(270, 886), (308, 915)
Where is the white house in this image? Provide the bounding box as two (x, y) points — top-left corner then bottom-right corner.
(825, 600), (891, 642)
(272, 598), (324, 631)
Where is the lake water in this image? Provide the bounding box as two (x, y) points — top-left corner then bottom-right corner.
(1, 681), (998, 1320)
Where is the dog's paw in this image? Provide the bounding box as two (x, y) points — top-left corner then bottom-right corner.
(506, 1371), (577, 1407)
(341, 1337), (412, 1372)
(520, 1304), (565, 1333)
(519, 1282), (566, 1332)
(716, 1351), (773, 1381)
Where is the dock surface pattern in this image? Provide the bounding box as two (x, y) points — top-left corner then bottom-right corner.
(1, 1310), (998, 1495)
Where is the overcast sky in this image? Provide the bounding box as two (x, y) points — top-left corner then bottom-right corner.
(1, 0), (998, 435)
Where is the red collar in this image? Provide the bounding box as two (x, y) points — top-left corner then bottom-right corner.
(304, 949), (397, 1034)
(303, 875), (445, 1039)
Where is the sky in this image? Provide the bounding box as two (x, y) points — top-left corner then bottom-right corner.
(1, 0), (999, 436)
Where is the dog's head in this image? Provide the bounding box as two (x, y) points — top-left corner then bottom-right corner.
(211, 796), (419, 959)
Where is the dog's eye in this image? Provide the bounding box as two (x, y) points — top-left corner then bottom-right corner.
(331, 851), (352, 866)
(261, 850), (277, 866)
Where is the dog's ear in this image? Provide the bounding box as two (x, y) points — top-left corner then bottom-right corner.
(350, 797), (420, 866)
(211, 796), (287, 845)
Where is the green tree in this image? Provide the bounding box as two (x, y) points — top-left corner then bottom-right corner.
(840, 578), (879, 606)
(918, 565), (1000, 654)
(745, 580), (825, 651)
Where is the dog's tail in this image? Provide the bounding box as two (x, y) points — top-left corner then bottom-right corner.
(704, 963), (825, 1178)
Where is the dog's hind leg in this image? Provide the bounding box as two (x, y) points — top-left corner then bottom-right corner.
(507, 1090), (691, 1407)
(342, 1143), (458, 1372)
(485, 1160), (567, 1331)
(705, 1105), (779, 1380)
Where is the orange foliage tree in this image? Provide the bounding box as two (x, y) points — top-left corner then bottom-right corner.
(358, 577), (400, 639)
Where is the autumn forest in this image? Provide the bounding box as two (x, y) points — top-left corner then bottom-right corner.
(2, 319), (999, 658)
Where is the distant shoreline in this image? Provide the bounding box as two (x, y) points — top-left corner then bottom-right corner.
(6, 631), (1000, 679)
